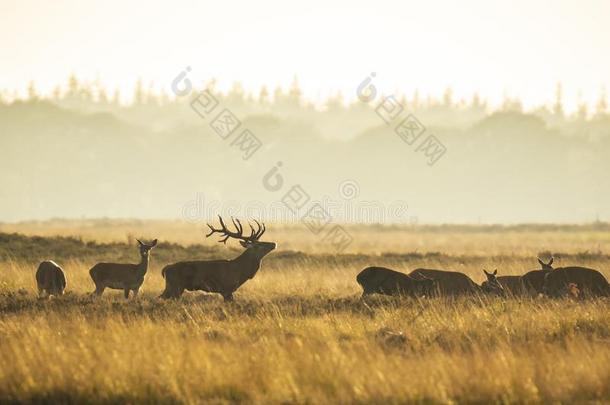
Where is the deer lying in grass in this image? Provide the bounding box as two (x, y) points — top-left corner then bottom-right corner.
(160, 217), (276, 301)
(356, 266), (438, 297)
(89, 239), (157, 299)
(484, 258), (554, 296)
(543, 266), (610, 298)
(521, 257), (554, 294)
(409, 268), (504, 296)
(36, 260), (66, 298)
(495, 275), (528, 296)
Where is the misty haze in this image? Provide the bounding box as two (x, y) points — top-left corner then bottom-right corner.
(1, 78), (609, 223)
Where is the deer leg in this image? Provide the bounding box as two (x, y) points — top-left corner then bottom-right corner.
(222, 293), (234, 302)
(132, 288), (139, 298)
(93, 285), (105, 297)
(124, 289), (130, 299)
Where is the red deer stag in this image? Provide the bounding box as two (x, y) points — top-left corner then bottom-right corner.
(89, 239), (157, 299)
(356, 266), (438, 297)
(160, 217), (276, 301)
(36, 260), (66, 298)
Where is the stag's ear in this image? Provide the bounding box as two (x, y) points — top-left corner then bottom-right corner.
(239, 240), (248, 248)
(150, 239), (158, 247)
(493, 269), (498, 275)
(537, 258), (544, 266)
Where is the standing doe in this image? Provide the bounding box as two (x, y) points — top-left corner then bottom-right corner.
(160, 217), (275, 301)
(36, 260), (66, 298)
(89, 239), (157, 299)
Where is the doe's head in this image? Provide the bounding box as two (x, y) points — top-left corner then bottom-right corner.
(537, 257), (554, 271)
(137, 239), (158, 257)
(481, 269), (504, 295)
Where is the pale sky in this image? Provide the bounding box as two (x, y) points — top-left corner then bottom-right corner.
(0, 0), (608, 111)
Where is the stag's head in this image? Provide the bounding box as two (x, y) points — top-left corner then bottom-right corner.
(537, 257), (554, 271)
(206, 216), (276, 255)
(481, 269), (504, 295)
(137, 239), (158, 258)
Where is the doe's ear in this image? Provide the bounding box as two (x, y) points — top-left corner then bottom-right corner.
(493, 269), (498, 275)
(537, 258), (544, 266)
(483, 269), (490, 276)
(150, 239), (158, 247)
(548, 257), (553, 265)
(136, 239), (144, 246)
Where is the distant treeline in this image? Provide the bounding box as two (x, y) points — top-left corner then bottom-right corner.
(1, 76), (609, 135)
(2, 78), (610, 223)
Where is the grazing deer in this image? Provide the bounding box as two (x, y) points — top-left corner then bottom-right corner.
(521, 257), (554, 294)
(160, 217), (275, 301)
(89, 239), (157, 299)
(543, 266), (610, 298)
(409, 268), (504, 296)
(36, 260), (66, 298)
(356, 266), (438, 297)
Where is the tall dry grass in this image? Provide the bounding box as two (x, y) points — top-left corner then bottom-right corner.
(0, 222), (609, 403)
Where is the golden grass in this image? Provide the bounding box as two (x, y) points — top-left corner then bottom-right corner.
(0, 221), (609, 403)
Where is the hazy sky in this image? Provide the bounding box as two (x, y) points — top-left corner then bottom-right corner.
(0, 0), (608, 110)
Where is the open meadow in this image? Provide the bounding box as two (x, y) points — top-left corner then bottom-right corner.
(0, 220), (609, 404)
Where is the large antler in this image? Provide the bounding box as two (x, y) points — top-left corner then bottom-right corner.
(206, 216), (265, 244)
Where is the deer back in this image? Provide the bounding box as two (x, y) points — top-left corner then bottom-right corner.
(496, 275), (527, 295)
(409, 268), (479, 296)
(357, 266), (433, 296)
(36, 261), (66, 293)
(90, 262), (145, 284)
(544, 266), (610, 297)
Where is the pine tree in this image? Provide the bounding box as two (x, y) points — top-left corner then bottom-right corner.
(553, 82), (564, 117)
(412, 89), (420, 110)
(68, 74), (79, 97)
(259, 85), (269, 105)
(575, 91), (587, 121)
(112, 89), (121, 106)
(52, 86), (62, 102)
(596, 87), (607, 116)
(27, 81), (38, 101)
(443, 87), (453, 107)
(134, 79), (145, 105)
(273, 86), (284, 105)
(288, 75), (302, 105)
(98, 87), (109, 104)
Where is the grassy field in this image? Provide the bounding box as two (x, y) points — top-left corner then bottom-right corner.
(0, 220), (609, 404)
